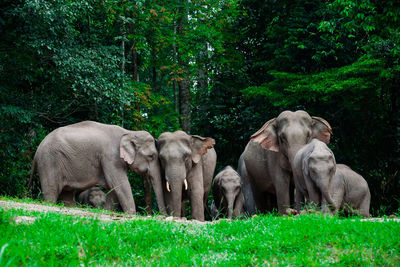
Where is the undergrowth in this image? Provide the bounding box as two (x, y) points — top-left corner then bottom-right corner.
(0, 202), (399, 266)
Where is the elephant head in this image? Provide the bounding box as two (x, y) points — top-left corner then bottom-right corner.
(87, 187), (107, 208)
(78, 187), (107, 208)
(251, 110), (332, 167)
(157, 131), (215, 217)
(120, 131), (166, 213)
(213, 166), (243, 218)
(303, 140), (336, 210)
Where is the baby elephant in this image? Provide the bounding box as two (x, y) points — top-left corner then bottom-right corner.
(293, 139), (337, 211)
(211, 166), (244, 219)
(329, 164), (370, 217)
(78, 187), (114, 210)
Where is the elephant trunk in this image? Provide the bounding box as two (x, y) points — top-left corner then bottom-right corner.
(226, 195), (235, 219)
(317, 179), (336, 211)
(288, 144), (305, 165)
(164, 166), (186, 217)
(168, 179), (183, 217)
(149, 160), (166, 214)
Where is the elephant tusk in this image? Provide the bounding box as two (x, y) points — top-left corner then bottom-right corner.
(184, 179), (188, 190)
(166, 181), (171, 192)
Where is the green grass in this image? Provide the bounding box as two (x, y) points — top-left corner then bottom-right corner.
(0, 206), (399, 266)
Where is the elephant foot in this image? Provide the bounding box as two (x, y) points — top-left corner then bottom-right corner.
(285, 208), (298, 215)
(166, 216), (188, 222)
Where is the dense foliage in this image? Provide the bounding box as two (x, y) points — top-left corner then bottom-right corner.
(1, 0), (399, 214)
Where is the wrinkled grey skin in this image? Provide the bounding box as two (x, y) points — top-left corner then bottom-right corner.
(293, 139), (336, 211)
(78, 187), (112, 210)
(327, 164), (371, 217)
(238, 110), (333, 215)
(211, 166), (244, 219)
(29, 121), (165, 214)
(157, 131), (217, 221)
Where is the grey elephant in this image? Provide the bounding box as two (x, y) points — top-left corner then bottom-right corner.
(328, 164), (371, 217)
(157, 131), (217, 221)
(28, 121), (165, 214)
(211, 166), (244, 219)
(77, 187), (114, 210)
(292, 139), (337, 211)
(238, 110), (333, 215)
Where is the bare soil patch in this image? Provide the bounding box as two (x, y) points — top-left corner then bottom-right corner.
(1, 200), (399, 223)
(0, 200), (208, 224)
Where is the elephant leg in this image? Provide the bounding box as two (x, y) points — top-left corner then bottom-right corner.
(59, 190), (76, 207)
(331, 186), (345, 215)
(189, 188), (204, 221)
(293, 172), (305, 211)
(210, 200), (218, 219)
(359, 194), (370, 217)
(38, 167), (61, 203)
(143, 176), (152, 215)
(321, 198), (332, 214)
(105, 190), (119, 211)
(203, 191), (211, 219)
(274, 172), (292, 215)
(42, 186), (59, 203)
(102, 163), (136, 214)
(295, 188), (304, 212)
(188, 165), (205, 221)
(238, 156), (256, 215)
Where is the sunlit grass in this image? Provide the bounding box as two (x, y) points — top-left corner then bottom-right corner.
(1, 204), (399, 266)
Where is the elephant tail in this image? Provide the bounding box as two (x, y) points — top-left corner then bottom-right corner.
(27, 159), (36, 192)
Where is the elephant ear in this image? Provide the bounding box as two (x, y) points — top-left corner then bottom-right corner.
(250, 118), (279, 152)
(311, 117), (333, 144)
(120, 133), (137, 165)
(190, 135), (215, 164)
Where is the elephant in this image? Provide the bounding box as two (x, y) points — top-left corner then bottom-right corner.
(77, 187), (113, 210)
(211, 166), (244, 219)
(157, 130), (217, 221)
(28, 121), (165, 214)
(328, 164), (371, 217)
(238, 110), (332, 215)
(292, 139), (337, 211)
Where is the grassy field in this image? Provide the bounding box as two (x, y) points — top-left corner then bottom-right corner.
(0, 201), (399, 266)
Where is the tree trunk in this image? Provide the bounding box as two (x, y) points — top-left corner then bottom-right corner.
(179, 80), (191, 133)
(173, 81), (179, 114)
(177, 0), (190, 133)
(121, 23), (126, 73)
(173, 10), (179, 114)
(152, 44), (157, 91)
(128, 20), (138, 81)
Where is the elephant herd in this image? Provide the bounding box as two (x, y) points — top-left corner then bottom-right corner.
(28, 110), (371, 221)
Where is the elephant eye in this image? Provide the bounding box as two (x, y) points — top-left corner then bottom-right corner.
(148, 154), (155, 161)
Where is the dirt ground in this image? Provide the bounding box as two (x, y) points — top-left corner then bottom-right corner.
(1, 200), (399, 224)
(0, 200), (199, 224)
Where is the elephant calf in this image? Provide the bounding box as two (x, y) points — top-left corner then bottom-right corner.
(329, 164), (370, 217)
(293, 139), (337, 211)
(211, 166), (244, 219)
(77, 187), (115, 210)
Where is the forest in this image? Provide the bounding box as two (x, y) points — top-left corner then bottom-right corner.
(1, 0), (399, 215)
